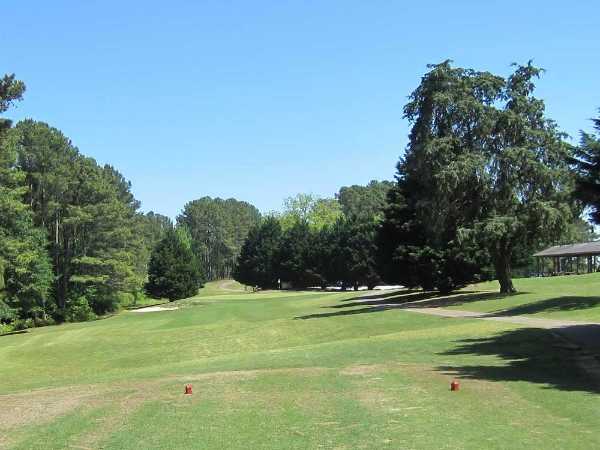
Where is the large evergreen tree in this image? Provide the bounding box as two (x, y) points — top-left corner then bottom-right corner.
(571, 111), (600, 224)
(378, 62), (497, 292)
(233, 217), (282, 289)
(277, 221), (322, 289)
(379, 61), (574, 294)
(332, 218), (381, 290)
(146, 229), (203, 300)
(470, 63), (574, 292)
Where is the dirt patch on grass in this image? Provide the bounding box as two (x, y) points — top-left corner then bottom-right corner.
(2, 378), (175, 449)
(339, 364), (386, 376)
(179, 366), (328, 383)
(171, 367), (333, 414)
(2, 366), (328, 422)
(2, 366), (332, 447)
(69, 389), (149, 450)
(0, 385), (109, 431)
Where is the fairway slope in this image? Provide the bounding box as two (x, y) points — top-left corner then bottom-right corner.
(2, 280), (600, 449)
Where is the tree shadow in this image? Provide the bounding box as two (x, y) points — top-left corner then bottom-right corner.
(294, 289), (517, 320)
(295, 288), (600, 321)
(340, 289), (422, 302)
(294, 305), (394, 320)
(333, 290), (443, 309)
(401, 291), (521, 309)
(495, 296), (600, 317)
(438, 327), (600, 394)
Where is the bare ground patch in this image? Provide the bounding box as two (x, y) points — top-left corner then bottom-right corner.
(0, 385), (111, 431)
(68, 390), (149, 450)
(338, 364), (387, 376)
(0, 385), (115, 449)
(1, 377), (178, 449)
(178, 366), (328, 384)
(1, 366), (332, 447)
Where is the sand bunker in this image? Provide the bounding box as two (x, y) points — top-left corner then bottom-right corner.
(130, 305), (178, 313)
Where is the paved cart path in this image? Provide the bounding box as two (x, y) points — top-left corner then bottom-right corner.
(347, 291), (600, 351)
(404, 306), (600, 352)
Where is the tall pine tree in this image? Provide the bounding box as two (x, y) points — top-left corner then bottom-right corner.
(0, 75), (53, 323)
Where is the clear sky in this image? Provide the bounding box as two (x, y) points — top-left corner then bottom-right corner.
(3, 1), (599, 218)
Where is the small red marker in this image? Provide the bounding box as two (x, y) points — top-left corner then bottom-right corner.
(450, 380), (460, 391)
(184, 384), (193, 395)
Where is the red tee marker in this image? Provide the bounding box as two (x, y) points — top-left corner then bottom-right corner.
(184, 384), (193, 395)
(450, 380), (460, 391)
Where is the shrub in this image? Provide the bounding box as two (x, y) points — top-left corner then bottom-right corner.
(65, 297), (97, 322)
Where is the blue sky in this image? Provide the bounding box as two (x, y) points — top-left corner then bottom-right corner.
(3, 1), (599, 218)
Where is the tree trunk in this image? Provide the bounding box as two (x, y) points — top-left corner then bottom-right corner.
(494, 252), (516, 294)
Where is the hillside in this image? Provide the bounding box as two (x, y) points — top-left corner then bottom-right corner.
(2, 278), (600, 449)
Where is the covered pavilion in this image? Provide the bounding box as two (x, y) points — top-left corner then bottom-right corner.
(534, 241), (600, 276)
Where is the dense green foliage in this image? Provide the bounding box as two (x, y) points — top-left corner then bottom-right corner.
(233, 217), (283, 289)
(146, 229), (204, 300)
(0, 150), (53, 324)
(336, 180), (393, 221)
(0, 74), (176, 329)
(572, 111), (600, 224)
(327, 217), (381, 290)
(277, 220), (324, 288)
(378, 61), (576, 293)
(9, 120), (150, 316)
(177, 197), (261, 280)
(234, 186), (385, 290)
(0, 76), (53, 326)
(276, 193), (343, 230)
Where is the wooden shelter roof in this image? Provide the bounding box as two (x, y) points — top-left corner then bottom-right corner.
(534, 241), (600, 257)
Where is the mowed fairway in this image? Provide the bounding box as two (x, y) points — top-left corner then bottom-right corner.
(2, 280), (600, 449)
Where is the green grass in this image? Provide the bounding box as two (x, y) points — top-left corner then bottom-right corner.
(2, 279), (600, 449)
(443, 272), (600, 321)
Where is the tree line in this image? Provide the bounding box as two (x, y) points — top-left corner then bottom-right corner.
(177, 197), (261, 280)
(3, 60), (600, 329)
(234, 61), (600, 295)
(0, 75), (180, 330)
(234, 183), (392, 290)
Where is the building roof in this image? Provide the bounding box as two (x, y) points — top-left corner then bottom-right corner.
(534, 241), (600, 257)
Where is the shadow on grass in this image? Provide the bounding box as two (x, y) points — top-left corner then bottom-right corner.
(401, 291), (520, 309)
(294, 290), (515, 320)
(0, 329), (28, 337)
(295, 287), (600, 321)
(333, 290), (443, 309)
(496, 296), (600, 317)
(339, 289), (422, 302)
(438, 327), (600, 394)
